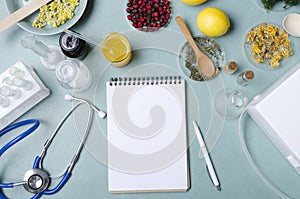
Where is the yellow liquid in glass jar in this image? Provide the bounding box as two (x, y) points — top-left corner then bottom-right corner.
(100, 32), (132, 67)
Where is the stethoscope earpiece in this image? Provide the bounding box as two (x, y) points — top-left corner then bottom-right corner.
(64, 93), (107, 119)
(64, 93), (74, 101)
(97, 110), (107, 119)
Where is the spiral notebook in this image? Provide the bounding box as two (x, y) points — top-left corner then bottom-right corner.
(106, 76), (190, 193)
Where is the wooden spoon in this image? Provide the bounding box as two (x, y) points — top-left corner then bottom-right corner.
(0, 0), (52, 32)
(176, 16), (215, 78)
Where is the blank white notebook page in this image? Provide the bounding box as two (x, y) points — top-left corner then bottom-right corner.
(106, 77), (189, 193)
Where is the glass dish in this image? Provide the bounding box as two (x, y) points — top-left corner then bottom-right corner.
(4, 0), (88, 35)
(125, 0), (172, 32)
(214, 89), (248, 120)
(178, 36), (225, 81)
(254, 0), (290, 11)
(244, 23), (293, 71)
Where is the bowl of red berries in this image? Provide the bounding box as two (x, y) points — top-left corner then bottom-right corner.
(126, 0), (172, 32)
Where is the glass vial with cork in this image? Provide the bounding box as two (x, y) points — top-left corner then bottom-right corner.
(59, 32), (88, 60)
(224, 61), (238, 74)
(236, 70), (254, 86)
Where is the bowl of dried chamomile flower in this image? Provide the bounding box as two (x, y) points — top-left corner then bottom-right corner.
(4, 0), (88, 35)
(244, 23), (294, 70)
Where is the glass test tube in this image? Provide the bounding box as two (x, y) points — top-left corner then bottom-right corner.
(2, 77), (13, 86)
(9, 67), (24, 77)
(0, 95), (10, 107)
(0, 86), (21, 99)
(12, 77), (33, 90)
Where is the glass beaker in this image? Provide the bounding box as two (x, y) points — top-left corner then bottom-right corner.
(214, 89), (248, 119)
(100, 32), (132, 67)
(55, 60), (92, 92)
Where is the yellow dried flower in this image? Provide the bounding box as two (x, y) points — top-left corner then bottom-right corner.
(246, 23), (293, 68)
(32, 0), (80, 28)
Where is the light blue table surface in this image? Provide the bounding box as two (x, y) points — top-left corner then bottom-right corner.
(1, 0), (300, 198)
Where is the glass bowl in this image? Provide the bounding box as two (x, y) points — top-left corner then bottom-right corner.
(125, 0), (172, 32)
(178, 36), (225, 81)
(244, 23), (293, 71)
(254, 0), (291, 11)
(4, 0), (88, 35)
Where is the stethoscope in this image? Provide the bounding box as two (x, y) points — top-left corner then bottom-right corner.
(0, 94), (106, 199)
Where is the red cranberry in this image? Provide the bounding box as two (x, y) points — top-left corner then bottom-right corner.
(153, 12), (159, 17)
(126, 0), (172, 32)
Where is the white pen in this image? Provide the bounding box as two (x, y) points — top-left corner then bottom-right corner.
(193, 120), (221, 191)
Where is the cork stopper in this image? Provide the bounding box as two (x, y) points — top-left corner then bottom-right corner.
(244, 71), (254, 80)
(224, 61), (238, 74)
(228, 61), (238, 70)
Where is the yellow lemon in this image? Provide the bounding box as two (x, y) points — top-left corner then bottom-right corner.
(100, 32), (131, 63)
(196, 7), (230, 37)
(181, 0), (207, 6)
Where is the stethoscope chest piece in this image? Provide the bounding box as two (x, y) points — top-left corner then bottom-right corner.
(23, 169), (50, 194)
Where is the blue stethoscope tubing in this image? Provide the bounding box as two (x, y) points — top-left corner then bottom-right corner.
(0, 119), (40, 157)
(0, 119), (40, 198)
(0, 94), (104, 199)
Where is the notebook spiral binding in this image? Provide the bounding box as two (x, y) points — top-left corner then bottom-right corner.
(108, 76), (182, 86)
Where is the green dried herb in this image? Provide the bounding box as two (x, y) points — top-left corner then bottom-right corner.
(261, 0), (279, 10)
(284, 0), (300, 7)
(183, 37), (224, 81)
(261, 0), (300, 10)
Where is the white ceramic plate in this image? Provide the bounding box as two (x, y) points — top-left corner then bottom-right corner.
(4, 0), (88, 35)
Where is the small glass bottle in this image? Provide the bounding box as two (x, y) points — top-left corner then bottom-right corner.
(59, 32), (88, 60)
(21, 35), (66, 70)
(224, 61), (238, 75)
(236, 70), (255, 86)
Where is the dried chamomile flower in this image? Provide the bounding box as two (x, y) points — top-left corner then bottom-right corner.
(246, 23), (293, 68)
(32, 0), (80, 28)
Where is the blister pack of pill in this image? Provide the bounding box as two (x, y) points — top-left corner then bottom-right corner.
(0, 61), (50, 131)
